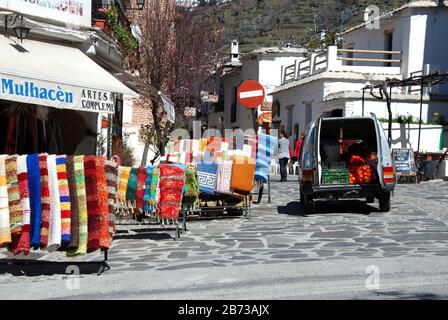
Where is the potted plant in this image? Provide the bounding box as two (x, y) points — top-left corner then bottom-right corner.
(92, 8), (112, 36)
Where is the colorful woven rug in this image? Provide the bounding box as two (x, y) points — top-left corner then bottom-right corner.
(158, 164), (185, 220)
(230, 155), (256, 195)
(5, 155), (22, 236)
(255, 133), (278, 183)
(84, 155), (100, 253)
(0, 155), (11, 247)
(47, 154), (62, 251)
(38, 153), (50, 248)
(27, 154), (41, 250)
(216, 160), (233, 194)
(11, 155), (31, 255)
(67, 155), (87, 256)
(56, 155), (71, 247)
(96, 157), (110, 250)
(197, 162), (218, 195)
(105, 160), (118, 239)
(66, 156), (79, 252)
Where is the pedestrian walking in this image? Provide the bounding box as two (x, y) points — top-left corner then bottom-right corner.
(278, 131), (290, 182)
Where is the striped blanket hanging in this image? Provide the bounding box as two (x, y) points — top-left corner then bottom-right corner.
(255, 133), (278, 183)
(47, 154), (62, 251)
(11, 155), (31, 255)
(105, 160), (118, 239)
(66, 156), (79, 252)
(84, 155), (100, 253)
(0, 155), (11, 247)
(56, 155), (71, 247)
(38, 153), (50, 248)
(27, 154), (41, 250)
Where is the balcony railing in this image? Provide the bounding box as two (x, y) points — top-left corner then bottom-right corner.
(281, 46), (402, 85)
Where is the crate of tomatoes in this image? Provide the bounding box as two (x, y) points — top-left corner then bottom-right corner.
(347, 154), (378, 185)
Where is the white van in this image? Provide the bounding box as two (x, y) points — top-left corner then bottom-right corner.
(298, 114), (396, 214)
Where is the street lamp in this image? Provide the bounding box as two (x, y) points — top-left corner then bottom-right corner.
(127, 0), (145, 10)
(4, 14), (30, 43)
(12, 15), (30, 43)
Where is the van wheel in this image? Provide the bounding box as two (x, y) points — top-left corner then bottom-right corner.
(378, 192), (391, 212)
(366, 195), (375, 204)
(304, 195), (315, 215)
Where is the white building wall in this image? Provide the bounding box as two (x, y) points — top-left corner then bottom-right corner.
(273, 79), (325, 149)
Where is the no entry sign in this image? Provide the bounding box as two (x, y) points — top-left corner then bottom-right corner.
(237, 80), (265, 109)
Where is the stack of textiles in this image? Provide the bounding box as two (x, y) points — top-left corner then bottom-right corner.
(0, 154), (116, 256)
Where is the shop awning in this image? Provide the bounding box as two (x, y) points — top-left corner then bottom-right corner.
(0, 36), (137, 114)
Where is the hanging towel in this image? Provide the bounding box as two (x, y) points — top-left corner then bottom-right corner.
(11, 155), (31, 255)
(67, 155), (87, 256)
(216, 160), (233, 194)
(5, 155), (22, 236)
(96, 157), (110, 250)
(135, 167), (146, 212)
(255, 133), (278, 183)
(47, 154), (61, 251)
(144, 166), (154, 213)
(26, 154), (41, 249)
(126, 167), (138, 207)
(84, 155), (100, 253)
(182, 163), (199, 211)
(56, 155), (71, 247)
(149, 166), (159, 209)
(230, 155), (256, 195)
(0, 155), (11, 247)
(117, 166), (131, 205)
(158, 164), (185, 220)
(197, 162), (218, 195)
(66, 156), (79, 252)
(105, 160), (118, 239)
(38, 153), (50, 248)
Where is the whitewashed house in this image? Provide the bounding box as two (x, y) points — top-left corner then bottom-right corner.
(272, 0), (448, 153)
(205, 43), (308, 133)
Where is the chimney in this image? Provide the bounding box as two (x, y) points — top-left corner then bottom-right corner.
(231, 40), (239, 63)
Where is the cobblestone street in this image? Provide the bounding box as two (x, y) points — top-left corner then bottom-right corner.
(1, 178), (448, 295)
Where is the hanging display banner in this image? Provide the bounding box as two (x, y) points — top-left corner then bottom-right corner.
(0, 0), (91, 28)
(0, 73), (116, 114)
(159, 92), (175, 124)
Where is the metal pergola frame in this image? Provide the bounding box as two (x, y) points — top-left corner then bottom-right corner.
(362, 72), (448, 152)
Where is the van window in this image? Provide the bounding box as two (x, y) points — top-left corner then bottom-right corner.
(301, 125), (316, 168)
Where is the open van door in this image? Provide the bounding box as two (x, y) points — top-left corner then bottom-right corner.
(316, 116), (323, 188)
(371, 113), (395, 188)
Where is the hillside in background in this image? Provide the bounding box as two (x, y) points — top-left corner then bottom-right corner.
(198, 0), (411, 52)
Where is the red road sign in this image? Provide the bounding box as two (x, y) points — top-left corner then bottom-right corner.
(237, 80), (265, 109)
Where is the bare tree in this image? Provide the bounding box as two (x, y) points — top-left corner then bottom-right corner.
(133, 0), (221, 165)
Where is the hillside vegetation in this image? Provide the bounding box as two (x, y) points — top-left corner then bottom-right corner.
(198, 0), (411, 52)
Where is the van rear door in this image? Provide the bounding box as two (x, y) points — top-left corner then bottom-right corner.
(371, 113), (395, 187)
(316, 117), (323, 187)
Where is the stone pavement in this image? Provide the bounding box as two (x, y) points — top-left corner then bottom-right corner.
(1, 176), (447, 284)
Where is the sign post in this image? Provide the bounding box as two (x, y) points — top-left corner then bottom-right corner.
(237, 80), (266, 130)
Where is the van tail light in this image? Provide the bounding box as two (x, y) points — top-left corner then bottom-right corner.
(302, 169), (314, 182)
(383, 166), (395, 183)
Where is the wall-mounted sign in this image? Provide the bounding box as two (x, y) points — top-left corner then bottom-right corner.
(0, 0), (92, 27)
(0, 73), (116, 114)
(184, 107), (197, 117)
(261, 102), (272, 112)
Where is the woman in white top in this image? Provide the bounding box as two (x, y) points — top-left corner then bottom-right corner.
(278, 131), (290, 182)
